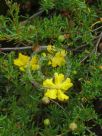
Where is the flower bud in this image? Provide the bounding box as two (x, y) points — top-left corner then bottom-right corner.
(42, 97), (50, 104)
(99, 65), (102, 70)
(69, 122), (77, 131)
(58, 35), (65, 42)
(42, 53), (46, 57)
(43, 118), (50, 126)
(72, 70), (77, 75)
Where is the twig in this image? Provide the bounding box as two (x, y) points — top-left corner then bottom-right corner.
(92, 25), (102, 32)
(20, 8), (44, 25)
(95, 32), (102, 54)
(80, 55), (88, 64)
(0, 46), (33, 51)
(0, 45), (47, 52)
(71, 44), (87, 52)
(80, 32), (102, 63)
(50, 99), (66, 113)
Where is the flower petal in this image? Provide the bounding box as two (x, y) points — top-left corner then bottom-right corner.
(44, 89), (57, 99)
(47, 45), (55, 53)
(30, 56), (39, 70)
(54, 73), (64, 85)
(14, 59), (23, 67)
(49, 50), (66, 67)
(19, 67), (25, 71)
(57, 90), (69, 101)
(19, 53), (30, 63)
(43, 79), (55, 89)
(61, 78), (73, 92)
(14, 53), (29, 67)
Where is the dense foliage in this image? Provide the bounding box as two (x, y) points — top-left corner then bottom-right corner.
(0, 0), (102, 136)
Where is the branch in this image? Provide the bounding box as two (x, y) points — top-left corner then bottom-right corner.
(80, 32), (102, 64)
(20, 8), (44, 25)
(0, 45), (47, 52)
(92, 25), (102, 32)
(0, 46), (32, 51)
(95, 32), (102, 54)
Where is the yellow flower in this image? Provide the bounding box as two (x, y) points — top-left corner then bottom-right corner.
(43, 73), (73, 91)
(30, 56), (39, 70)
(14, 53), (30, 71)
(49, 50), (67, 67)
(14, 53), (39, 71)
(45, 89), (69, 101)
(47, 45), (55, 53)
(43, 73), (73, 101)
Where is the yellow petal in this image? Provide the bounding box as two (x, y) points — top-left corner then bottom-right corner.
(57, 90), (69, 101)
(31, 64), (39, 70)
(19, 53), (30, 63)
(14, 53), (29, 67)
(14, 59), (23, 67)
(61, 78), (73, 92)
(60, 50), (67, 57)
(29, 56), (39, 70)
(30, 56), (38, 64)
(43, 79), (55, 89)
(44, 89), (57, 99)
(51, 56), (65, 67)
(19, 67), (25, 71)
(47, 45), (55, 53)
(51, 57), (59, 67)
(54, 73), (64, 85)
(48, 61), (51, 65)
(50, 50), (66, 67)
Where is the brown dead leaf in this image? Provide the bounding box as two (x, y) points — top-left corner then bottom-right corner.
(32, 44), (40, 52)
(64, 34), (70, 39)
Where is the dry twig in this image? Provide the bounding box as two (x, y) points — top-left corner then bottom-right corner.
(20, 8), (44, 25)
(80, 32), (102, 64)
(0, 46), (33, 51)
(95, 32), (102, 54)
(0, 45), (47, 52)
(92, 25), (102, 32)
